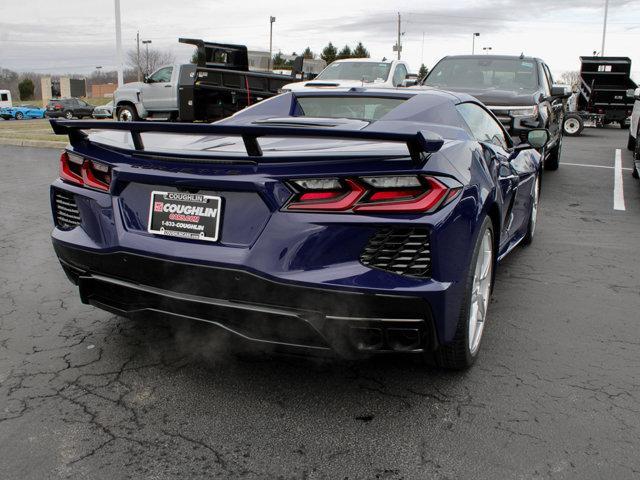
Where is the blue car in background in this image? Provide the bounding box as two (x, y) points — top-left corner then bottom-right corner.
(48, 88), (548, 369)
(0, 104), (46, 120)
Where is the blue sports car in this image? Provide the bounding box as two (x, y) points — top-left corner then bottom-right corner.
(49, 88), (548, 369)
(1, 104), (45, 120)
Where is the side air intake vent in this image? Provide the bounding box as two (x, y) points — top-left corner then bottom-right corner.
(54, 189), (81, 229)
(360, 228), (431, 278)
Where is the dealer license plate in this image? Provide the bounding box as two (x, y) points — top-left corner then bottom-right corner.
(148, 191), (222, 242)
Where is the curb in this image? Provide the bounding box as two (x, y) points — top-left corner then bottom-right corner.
(0, 138), (66, 149)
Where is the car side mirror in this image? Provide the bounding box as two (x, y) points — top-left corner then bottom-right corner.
(143, 74), (150, 83)
(551, 84), (571, 99)
(510, 129), (550, 156)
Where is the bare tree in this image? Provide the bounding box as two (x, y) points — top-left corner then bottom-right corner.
(126, 47), (176, 77)
(558, 71), (580, 89)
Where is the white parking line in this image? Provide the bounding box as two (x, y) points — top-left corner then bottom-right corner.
(561, 162), (632, 172)
(614, 149), (625, 211)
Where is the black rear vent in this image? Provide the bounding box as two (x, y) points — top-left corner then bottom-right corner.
(360, 228), (431, 278)
(54, 189), (81, 229)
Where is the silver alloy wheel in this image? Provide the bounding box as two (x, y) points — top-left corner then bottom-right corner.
(530, 176), (540, 237)
(64, 111), (73, 119)
(468, 229), (493, 355)
(119, 109), (133, 121)
(564, 117), (580, 135)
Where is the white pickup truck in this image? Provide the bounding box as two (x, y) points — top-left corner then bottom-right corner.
(280, 58), (415, 92)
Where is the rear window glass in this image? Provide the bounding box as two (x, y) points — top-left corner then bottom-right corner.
(295, 96), (405, 121)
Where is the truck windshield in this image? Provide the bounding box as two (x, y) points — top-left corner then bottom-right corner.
(316, 62), (392, 83)
(425, 58), (539, 92)
(296, 96), (405, 121)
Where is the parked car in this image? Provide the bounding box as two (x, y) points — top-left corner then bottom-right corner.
(628, 86), (640, 179)
(49, 88), (550, 370)
(92, 100), (113, 119)
(422, 55), (569, 170)
(281, 58), (414, 92)
(0, 104), (45, 120)
(45, 98), (95, 119)
(114, 38), (307, 122)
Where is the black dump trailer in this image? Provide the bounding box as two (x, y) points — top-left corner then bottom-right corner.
(563, 56), (637, 136)
(177, 38), (304, 121)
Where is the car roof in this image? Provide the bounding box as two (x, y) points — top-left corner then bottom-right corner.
(332, 58), (396, 64)
(437, 54), (542, 63)
(291, 86), (475, 103)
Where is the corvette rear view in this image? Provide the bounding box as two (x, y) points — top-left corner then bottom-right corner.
(49, 89), (548, 369)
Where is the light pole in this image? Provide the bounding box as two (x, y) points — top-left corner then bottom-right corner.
(269, 16), (276, 71)
(601, 0), (609, 56)
(114, 0), (123, 87)
(472, 33), (480, 54)
(482, 47), (492, 54)
(142, 40), (152, 76)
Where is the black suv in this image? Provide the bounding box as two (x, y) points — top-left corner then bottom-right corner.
(422, 55), (569, 170)
(45, 98), (95, 120)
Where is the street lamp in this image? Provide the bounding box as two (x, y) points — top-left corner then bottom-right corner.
(142, 40), (152, 76)
(269, 16), (276, 71)
(482, 46), (492, 54)
(472, 33), (480, 54)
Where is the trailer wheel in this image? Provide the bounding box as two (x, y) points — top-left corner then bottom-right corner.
(563, 114), (584, 136)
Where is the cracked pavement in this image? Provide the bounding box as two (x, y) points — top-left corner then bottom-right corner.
(1, 128), (639, 479)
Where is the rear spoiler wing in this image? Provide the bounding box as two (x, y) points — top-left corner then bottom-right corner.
(49, 120), (444, 164)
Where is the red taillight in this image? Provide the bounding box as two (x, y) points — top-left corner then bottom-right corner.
(59, 151), (111, 192)
(285, 176), (460, 213)
(54, 104), (63, 110)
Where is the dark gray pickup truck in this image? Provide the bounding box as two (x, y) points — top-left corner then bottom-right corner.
(422, 55), (570, 170)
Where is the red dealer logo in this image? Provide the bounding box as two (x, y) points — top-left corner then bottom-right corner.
(154, 202), (164, 212)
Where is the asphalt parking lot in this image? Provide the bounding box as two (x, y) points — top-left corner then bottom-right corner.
(0, 128), (639, 479)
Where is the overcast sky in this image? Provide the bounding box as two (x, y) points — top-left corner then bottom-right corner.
(1, 0), (639, 79)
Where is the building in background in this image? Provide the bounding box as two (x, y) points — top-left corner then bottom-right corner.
(40, 76), (87, 102)
(91, 83), (117, 98)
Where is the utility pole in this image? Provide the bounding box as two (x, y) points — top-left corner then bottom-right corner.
(421, 32), (425, 66)
(269, 16), (276, 71)
(397, 12), (402, 60)
(601, 0), (609, 56)
(114, 0), (123, 87)
(472, 32), (480, 54)
(142, 40), (152, 76)
(136, 31), (141, 81)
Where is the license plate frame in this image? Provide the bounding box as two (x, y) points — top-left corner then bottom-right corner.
(147, 191), (222, 242)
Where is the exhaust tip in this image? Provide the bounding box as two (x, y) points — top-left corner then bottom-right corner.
(349, 327), (383, 351)
(387, 328), (421, 351)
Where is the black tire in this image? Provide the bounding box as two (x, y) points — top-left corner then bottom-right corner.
(523, 173), (541, 246)
(14, 112), (24, 120)
(628, 133), (636, 151)
(64, 110), (74, 120)
(116, 105), (138, 122)
(434, 217), (494, 370)
(563, 114), (584, 137)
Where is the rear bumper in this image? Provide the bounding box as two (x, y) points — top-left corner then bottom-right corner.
(54, 242), (438, 355)
(45, 111), (65, 118)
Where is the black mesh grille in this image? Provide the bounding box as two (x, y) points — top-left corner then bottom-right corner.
(360, 228), (431, 278)
(54, 189), (81, 229)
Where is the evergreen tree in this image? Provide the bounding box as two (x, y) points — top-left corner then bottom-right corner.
(18, 78), (35, 101)
(337, 45), (352, 60)
(418, 64), (429, 80)
(302, 47), (315, 59)
(321, 42), (337, 64)
(352, 42), (370, 58)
